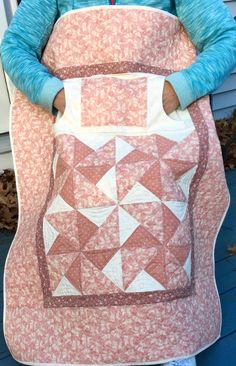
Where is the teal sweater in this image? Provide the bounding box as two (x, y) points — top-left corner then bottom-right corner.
(1, 0), (236, 115)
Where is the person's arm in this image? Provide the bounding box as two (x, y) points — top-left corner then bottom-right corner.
(0, 0), (64, 115)
(166, 0), (236, 109)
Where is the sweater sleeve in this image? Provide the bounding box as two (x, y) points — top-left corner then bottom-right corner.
(166, 0), (236, 109)
(0, 0), (64, 115)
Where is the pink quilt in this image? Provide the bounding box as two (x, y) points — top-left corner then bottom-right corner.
(3, 6), (230, 366)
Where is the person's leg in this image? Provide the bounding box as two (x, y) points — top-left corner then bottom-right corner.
(162, 356), (196, 366)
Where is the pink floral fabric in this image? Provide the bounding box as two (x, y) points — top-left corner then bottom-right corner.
(3, 6), (229, 366)
(81, 76), (147, 126)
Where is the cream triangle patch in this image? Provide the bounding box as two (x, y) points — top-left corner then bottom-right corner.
(120, 182), (161, 204)
(126, 270), (166, 292)
(53, 275), (82, 296)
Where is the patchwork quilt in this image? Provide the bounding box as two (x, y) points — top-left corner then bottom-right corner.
(3, 6), (230, 366)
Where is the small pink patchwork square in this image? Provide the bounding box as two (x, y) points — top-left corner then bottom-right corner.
(81, 76), (147, 127)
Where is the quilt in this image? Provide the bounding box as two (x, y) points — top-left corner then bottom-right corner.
(3, 6), (230, 366)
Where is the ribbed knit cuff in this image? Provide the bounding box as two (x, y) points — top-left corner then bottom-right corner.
(166, 71), (195, 110)
(38, 77), (64, 115)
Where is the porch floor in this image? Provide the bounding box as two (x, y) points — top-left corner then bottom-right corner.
(1, 169), (236, 366)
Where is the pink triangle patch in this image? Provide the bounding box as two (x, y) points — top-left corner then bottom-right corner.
(60, 170), (76, 208)
(121, 245), (158, 290)
(73, 137), (94, 166)
(83, 206), (119, 251)
(46, 210), (78, 240)
(164, 249), (185, 285)
(139, 161), (162, 198)
(156, 134), (176, 157)
(165, 249), (190, 289)
(55, 156), (70, 180)
(162, 130), (199, 163)
(80, 253), (122, 295)
(167, 245), (191, 266)
(73, 170), (115, 208)
(120, 135), (158, 158)
(79, 138), (115, 166)
(47, 252), (79, 291)
(65, 254), (83, 293)
(162, 204), (180, 243)
(77, 211), (99, 249)
(145, 248), (167, 288)
(117, 160), (156, 201)
(47, 170), (69, 209)
(122, 225), (161, 250)
(163, 159), (197, 180)
(76, 164), (112, 184)
(119, 149), (154, 164)
(83, 247), (120, 270)
(121, 202), (164, 243)
(55, 134), (76, 167)
(160, 161), (186, 201)
(167, 266), (190, 289)
(168, 212), (192, 247)
(47, 234), (80, 255)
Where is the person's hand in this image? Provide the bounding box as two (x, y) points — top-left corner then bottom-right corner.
(52, 82), (180, 119)
(53, 88), (65, 115)
(162, 80), (180, 115)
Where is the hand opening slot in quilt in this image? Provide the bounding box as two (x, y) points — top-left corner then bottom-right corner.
(55, 73), (194, 133)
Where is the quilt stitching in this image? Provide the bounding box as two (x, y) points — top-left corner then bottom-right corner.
(35, 65), (208, 308)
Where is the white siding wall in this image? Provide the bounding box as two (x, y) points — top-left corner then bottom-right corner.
(0, 0), (10, 134)
(0, 1), (17, 169)
(212, 1), (236, 120)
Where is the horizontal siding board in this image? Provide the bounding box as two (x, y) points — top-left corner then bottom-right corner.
(213, 73), (236, 94)
(212, 1), (236, 116)
(0, 151), (14, 170)
(212, 90), (236, 110)
(225, 2), (236, 16)
(213, 106), (236, 120)
(0, 133), (11, 153)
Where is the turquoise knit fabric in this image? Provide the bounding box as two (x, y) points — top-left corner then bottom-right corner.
(1, 0), (236, 115)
